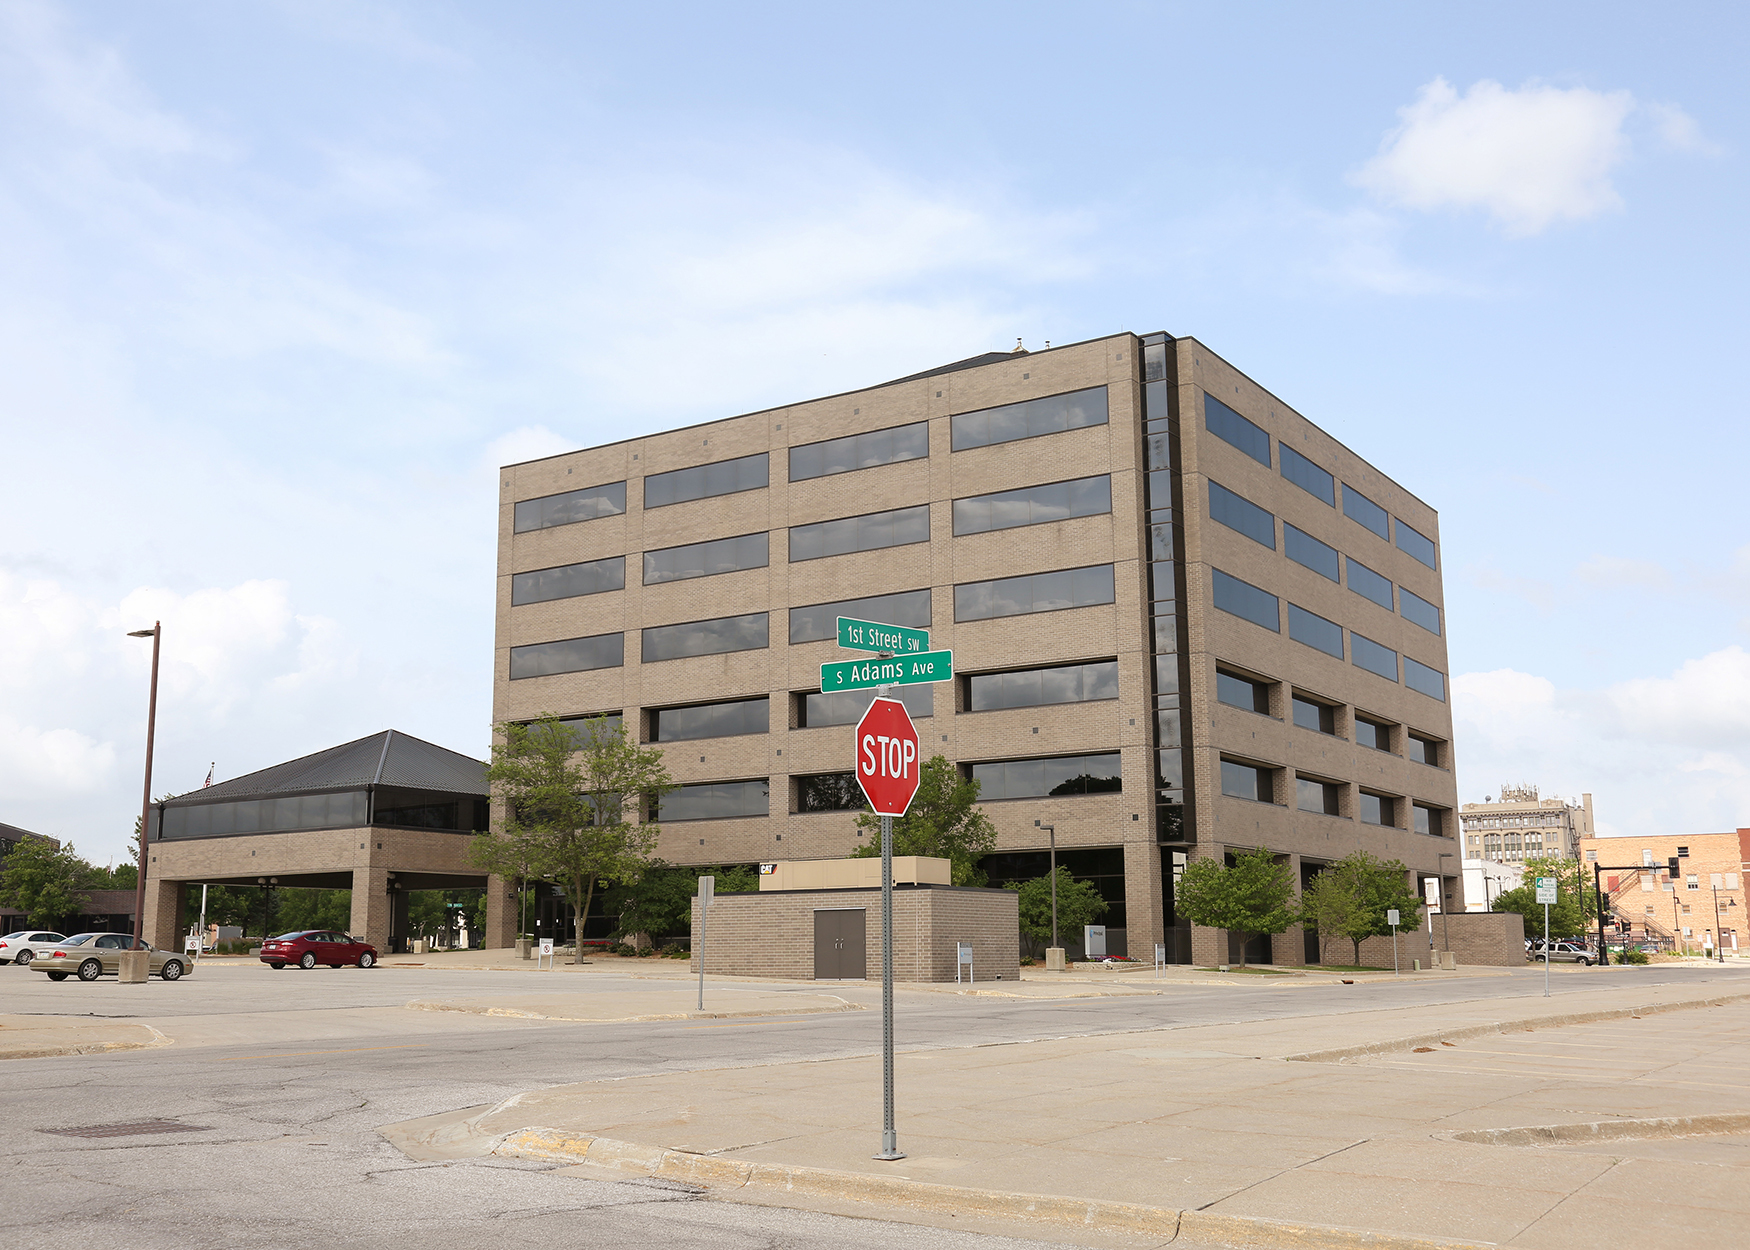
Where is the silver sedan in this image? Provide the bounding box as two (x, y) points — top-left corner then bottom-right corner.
(30, 933), (193, 982)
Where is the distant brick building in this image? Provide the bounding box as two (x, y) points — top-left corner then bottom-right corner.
(1579, 831), (1747, 955)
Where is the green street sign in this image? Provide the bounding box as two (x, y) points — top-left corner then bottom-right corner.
(837, 616), (930, 655)
(820, 650), (954, 692)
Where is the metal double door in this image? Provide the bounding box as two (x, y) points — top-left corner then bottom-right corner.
(813, 908), (867, 980)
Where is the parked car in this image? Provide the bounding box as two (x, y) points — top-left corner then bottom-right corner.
(30, 933), (192, 981)
(0, 931), (67, 966)
(1528, 940), (1596, 966)
(259, 930), (378, 970)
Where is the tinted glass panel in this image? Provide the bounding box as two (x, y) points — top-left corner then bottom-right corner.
(954, 565), (1115, 622)
(967, 660), (1118, 711)
(954, 475), (1111, 536)
(1404, 656), (1447, 702)
(1292, 697), (1334, 734)
(1216, 671), (1269, 714)
(790, 590), (931, 644)
(644, 533), (768, 584)
(1359, 793), (1388, 825)
(513, 481), (627, 533)
(554, 714), (623, 750)
(800, 684), (932, 727)
(951, 386), (1108, 451)
(1212, 569), (1279, 632)
(971, 753), (1121, 800)
(1414, 804), (1433, 836)
(641, 614), (768, 662)
(510, 632), (624, 679)
(512, 557), (626, 605)
(1347, 558), (1394, 610)
(796, 772), (867, 812)
(1208, 481), (1275, 549)
(643, 454), (768, 509)
(1297, 778), (1339, 815)
(789, 422), (928, 481)
(1355, 718), (1389, 751)
(1220, 760), (1266, 801)
(1287, 603), (1344, 658)
(790, 505), (929, 561)
(1343, 484), (1390, 540)
(1283, 524), (1339, 581)
(1203, 393), (1270, 466)
(1279, 444), (1335, 505)
(1395, 519), (1437, 569)
(160, 790), (367, 838)
(651, 698), (769, 742)
(1351, 633), (1399, 681)
(1408, 735), (1439, 765)
(1400, 587), (1441, 635)
(658, 780), (769, 821)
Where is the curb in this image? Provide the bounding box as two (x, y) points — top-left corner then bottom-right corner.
(0, 1023), (171, 1062)
(404, 998), (863, 1023)
(1449, 1110), (1750, 1148)
(1282, 991), (1750, 1063)
(495, 1127), (1493, 1250)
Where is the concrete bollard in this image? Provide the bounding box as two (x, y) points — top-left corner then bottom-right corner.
(1045, 948), (1066, 971)
(117, 950), (149, 983)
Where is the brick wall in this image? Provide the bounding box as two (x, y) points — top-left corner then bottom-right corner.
(1352, 910), (1525, 968)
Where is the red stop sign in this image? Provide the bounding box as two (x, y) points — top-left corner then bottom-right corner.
(855, 697), (921, 816)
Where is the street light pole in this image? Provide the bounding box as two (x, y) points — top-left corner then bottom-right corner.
(1712, 881), (1725, 964)
(1438, 852), (1454, 956)
(1035, 821), (1058, 948)
(127, 624), (161, 948)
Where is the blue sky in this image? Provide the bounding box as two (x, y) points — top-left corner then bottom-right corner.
(3, 0), (1746, 863)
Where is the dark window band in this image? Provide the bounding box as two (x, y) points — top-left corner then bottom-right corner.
(954, 476), (1111, 536)
(510, 632), (625, 680)
(1208, 480), (1275, 549)
(644, 533), (768, 584)
(514, 482), (627, 533)
(790, 422), (928, 481)
(1203, 393), (1270, 466)
(644, 453), (768, 509)
(511, 557), (626, 605)
(641, 614), (768, 662)
(790, 505), (929, 562)
(954, 565), (1115, 622)
(951, 386), (1108, 451)
(789, 590), (932, 645)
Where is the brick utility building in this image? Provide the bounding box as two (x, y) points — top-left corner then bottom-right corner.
(1581, 831), (1749, 955)
(494, 332), (1459, 966)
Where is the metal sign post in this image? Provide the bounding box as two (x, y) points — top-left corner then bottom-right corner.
(1387, 909), (1400, 975)
(877, 811), (903, 1160)
(1536, 877), (1557, 997)
(697, 875), (715, 1011)
(1154, 943), (1166, 978)
(537, 937), (554, 969)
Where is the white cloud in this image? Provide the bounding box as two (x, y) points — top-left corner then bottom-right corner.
(1355, 77), (1635, 235)
(1646, 102), (1722, 156)
(1574, 556), (1671, 590)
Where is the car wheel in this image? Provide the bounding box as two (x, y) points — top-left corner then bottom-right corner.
(1579, 957), (1591, 966)
(270, 962), (285, 969)
(47, 971), (68, 981)
(299, 952), (317, 970)
(160, 960), (183, 981)
(16, 950), (34, 966)
(78, 959), (103, 982)
(357, 951), (375, 969)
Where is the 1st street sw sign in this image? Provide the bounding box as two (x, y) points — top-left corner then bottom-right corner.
(837, 616), (929, 655)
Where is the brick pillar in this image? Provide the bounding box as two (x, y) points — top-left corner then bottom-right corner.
(1122, 840), (1162, 960)
(484, 874), (517, 949)
(1277, 852), (1309, 966)
(142, 878), (184, 949)
(351, 867), (393, 953)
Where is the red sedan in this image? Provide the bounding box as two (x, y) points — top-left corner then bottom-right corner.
(259, 930), (378, 970)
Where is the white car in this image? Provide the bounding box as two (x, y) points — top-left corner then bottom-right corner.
(0, 931), (68, 966)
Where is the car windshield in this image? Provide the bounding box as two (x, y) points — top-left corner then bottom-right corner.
(273, 932), (309, 940)
(2, 932), (24, 940)
(63, 934), (97, 946)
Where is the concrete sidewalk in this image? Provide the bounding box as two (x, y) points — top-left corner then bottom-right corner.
(386, 980), (1750, 1250)
(0, 1014), (167, 1060)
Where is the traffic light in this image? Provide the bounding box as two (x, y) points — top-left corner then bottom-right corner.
(1669, 856), (1681, 877)
(1601, 892), (1612, 911)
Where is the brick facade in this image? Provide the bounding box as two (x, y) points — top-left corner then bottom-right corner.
(1581, 831), (1748, 955)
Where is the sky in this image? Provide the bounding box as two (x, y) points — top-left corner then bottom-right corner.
(3, 0), (1747, 864)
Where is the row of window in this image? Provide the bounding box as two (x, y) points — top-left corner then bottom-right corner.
(1211, 567), (1447, 701)
(1202, 392), (1438, 569)
(515, 386), (1114, 535)
(1218, 759), (1448, 835)
(1214, 667), (1446, 764)
(1208, 480), (1441, 635)
(512, 477), (1116, 605)
(509, 567), (1120, 679)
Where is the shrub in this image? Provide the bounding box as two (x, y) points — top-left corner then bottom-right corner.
(1619, 948), (1650, 964)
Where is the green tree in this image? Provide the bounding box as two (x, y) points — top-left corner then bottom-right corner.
(1174, 847), (1296, 968)
(0, 837), (91, 929)
(850, 756), (997, 885)
(1298, 852), (1425, 966)
(1005, 867), (1108, 953)
(274, 888), (354, 933)
(1491, 855), (1597, 940)
(476, 715), (676, 963)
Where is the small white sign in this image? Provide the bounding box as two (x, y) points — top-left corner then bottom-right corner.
(1084, 925), (1107, 957)
(538, 938), (554, 957)
(1387, 909), (1400, 927)
(1536, 877), (1557, 905)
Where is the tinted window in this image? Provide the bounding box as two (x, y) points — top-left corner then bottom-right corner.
(971, 753), (1122, 800)
(790, 590), (931, 645)
(954, 476), (1111, 536)
(513, 481), (627, 533)
(796, 772), (867, 812)
(790, 422), (928, 481)
(160, 790), (369, 838)
(1396, 519), (1438, 569)
(1342, 484), (1390, 540)
(1408, 734), (1440, 766)
(658, 780), (769, 821)
(954, 565), (1115, 622)
(1212, 569), (1279, 632)
(643, 454), (768, 509)
(512, 557), (626, 605)
(1208, 481), (1275, 549)
(1292, 697), (1335, 735)
(1359, 793), (1392, 826)
(790, 505), (929, 561)
(800, 684), (932, 727)
(1404, 656), (1447, 702)
(650, 698), (769, 742)
(1280, 444), (1335, 505)
(641, 614), (768, 662)
(1297, 778), (1339, 815)
(1400, 587), (1441, 635)
(951, 386), (1108, 451)
(553, 714), (623, 749)
(1413, 804), (1439, 836)
(644, 533), (768, 584)
(1287, 603), (1344, 659)
(1355, 718), (1390, 751)
(967, 661), (1118, 711)
(1203, 393), (1270, 466)
(1347, 558), (1394, 610)
(1284, 524), (1339, 581)
(1220, 760), (1269, 802)
(1217, 670), (1269, 714)
(509, 633), (624, 680)
(1351, 634), (1399, 681)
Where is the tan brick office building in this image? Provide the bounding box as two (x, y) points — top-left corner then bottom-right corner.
(1581, 831), (1748, 955)
(494, 332), (1460, 964)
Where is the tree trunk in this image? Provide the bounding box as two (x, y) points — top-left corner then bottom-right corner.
(1235, 931), (1249, 969)
(574, 873), (597, 964)
(1352, 936), (1362, 967)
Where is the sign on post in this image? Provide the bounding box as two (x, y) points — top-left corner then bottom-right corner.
(1536, 877), (1555, 997)
(855, 698), (922, 816)
(1386, 909), (1400, 927)
(837, 617), (930, 655)
(537, 937), (554, 969)
(822, 650), (953, 693)
(956, 942), (973, 985)
(1085, 925), (1107, 958)
(1536, 877), (1557, 905)
(1387, 910), (1400, 975)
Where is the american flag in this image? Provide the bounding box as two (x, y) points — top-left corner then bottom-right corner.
(202, 763), (215, 788)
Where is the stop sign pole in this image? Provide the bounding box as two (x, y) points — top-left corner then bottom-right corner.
(855, 694), (921, 1162)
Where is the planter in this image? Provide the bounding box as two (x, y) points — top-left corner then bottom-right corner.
(411, 939), (427, 955)
(516, 938), (532, 960)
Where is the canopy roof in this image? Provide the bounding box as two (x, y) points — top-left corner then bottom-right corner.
(166, 730), (486, 806)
